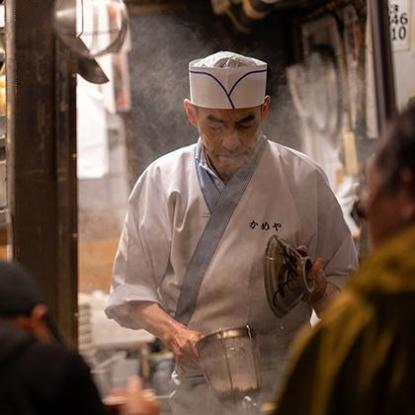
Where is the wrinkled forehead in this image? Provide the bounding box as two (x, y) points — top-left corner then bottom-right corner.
(196, 105), (262, 122)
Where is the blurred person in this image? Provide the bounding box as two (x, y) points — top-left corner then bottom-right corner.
(0, 261), (159, 415)
(105, 51), (357, 415)
(210, 0), (281, 33)
(272, 104), (415, 415)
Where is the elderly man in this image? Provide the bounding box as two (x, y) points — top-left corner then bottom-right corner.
(105, 51), (357, 414)
(0, 261), (159, 415)
(272, 104), (415, 415)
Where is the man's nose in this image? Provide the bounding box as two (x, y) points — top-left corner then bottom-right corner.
(221, 130), (241, 151)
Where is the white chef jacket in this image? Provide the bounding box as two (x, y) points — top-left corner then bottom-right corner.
(105, 138), (357, 412)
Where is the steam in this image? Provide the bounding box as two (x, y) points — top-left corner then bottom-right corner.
(125, 9), (300, 183)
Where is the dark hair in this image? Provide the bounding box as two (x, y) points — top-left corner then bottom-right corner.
(0, 261), (65, 344)
(0, 261), (44, 317)
(375, 104), (415, 193)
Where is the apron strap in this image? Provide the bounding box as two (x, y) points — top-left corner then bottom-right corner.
(175, 137), (267, 325)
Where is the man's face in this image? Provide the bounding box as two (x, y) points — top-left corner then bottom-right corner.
(184, 98), (270, 182)
(366, 159), (413, 247)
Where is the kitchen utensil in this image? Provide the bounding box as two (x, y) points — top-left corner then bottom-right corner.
(264, 235), (314, 317)
(76, 37), (109, 84)
(197, 326), (261, 408)
(53, 0), (128, 58)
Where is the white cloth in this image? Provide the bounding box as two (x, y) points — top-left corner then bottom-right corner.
(105, 139), (357, 412)
(77, 77), (109, 179)
(189, 51), (267, 109)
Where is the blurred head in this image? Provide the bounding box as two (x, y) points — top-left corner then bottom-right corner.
(0, 261), (56, 343)
(366, 105), (415, 247)
(186, 51), (270, 181)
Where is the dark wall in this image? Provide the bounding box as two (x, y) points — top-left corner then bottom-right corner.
(124, 3), (300, 186)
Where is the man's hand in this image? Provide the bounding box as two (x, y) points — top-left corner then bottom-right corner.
(163, 325), (204, 369)
(304, 257), (328, 304)
(132, 302), (204, 369)
(104, 376), (160, 415)
(121, 376), (160, 415)
(297, 248), (341, 317)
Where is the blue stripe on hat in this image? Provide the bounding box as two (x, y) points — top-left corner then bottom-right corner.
(190, 69), (267, 109)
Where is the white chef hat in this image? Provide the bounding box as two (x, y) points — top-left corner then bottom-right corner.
(189, 51), (267, 109)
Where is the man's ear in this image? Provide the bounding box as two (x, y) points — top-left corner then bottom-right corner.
(30, 304), (48, 322)
(399, 193), (415, 222)
(29, 304), (54, 343)
(398, 168), (415, 222)
(260, 95), (271, 121)
(183, 99), (199, 128)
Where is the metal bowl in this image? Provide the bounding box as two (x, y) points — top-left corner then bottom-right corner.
(196, 326), (261, 404)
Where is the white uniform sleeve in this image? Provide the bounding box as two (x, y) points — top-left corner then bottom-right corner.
(105, 167), (171, 329)
(314, 171), (358, 288)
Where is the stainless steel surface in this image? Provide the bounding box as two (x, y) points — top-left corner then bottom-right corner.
(197, 326), (261, 406)
(198, 327), (253, 344)
(53, 0), (129, 58)
(77, 44), (109, 84)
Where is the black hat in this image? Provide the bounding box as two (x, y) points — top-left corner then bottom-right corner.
(0, 261), (44, 316)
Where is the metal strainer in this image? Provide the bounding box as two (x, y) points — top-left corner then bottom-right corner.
(196, 326), (261, 406)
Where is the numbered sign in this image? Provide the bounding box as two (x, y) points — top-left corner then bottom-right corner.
(389, 0), (411, 51)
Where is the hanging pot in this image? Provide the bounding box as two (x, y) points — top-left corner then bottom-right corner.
(53, 0), (128, 58)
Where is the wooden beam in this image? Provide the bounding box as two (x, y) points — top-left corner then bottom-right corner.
(369, 0), (397, 133)
(6, 0), (78, 346)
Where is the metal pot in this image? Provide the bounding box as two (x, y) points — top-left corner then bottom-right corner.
(196, 326), (261, 405)
(52, 0), (128, 58)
